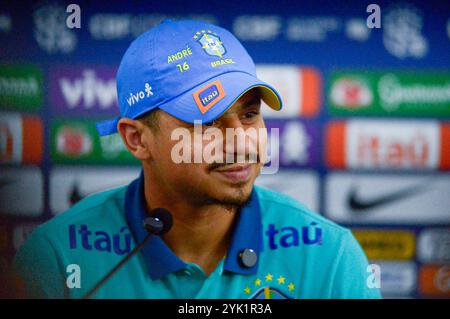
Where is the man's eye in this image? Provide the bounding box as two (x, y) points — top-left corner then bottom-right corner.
(243, 111), (260, 119)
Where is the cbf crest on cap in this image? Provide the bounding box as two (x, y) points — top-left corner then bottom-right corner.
(96, 19), (282, 136)
(197, 32), (226, 57)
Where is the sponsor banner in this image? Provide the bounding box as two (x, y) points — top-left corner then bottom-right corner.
(89, 13), (217, 41)
(265, 120), (319, 167)
(418, 228), (450, 263)
(2, 2), (449, 66)
(12, 223), (39, 251)
(257, 66), (321, 118)
(0, 112), (43, 164)
(325, 173), (450, 224)
(0, 167), (43, 216)
(50, 65), (118, 115)
(419, 265), (450, 297)
(328, 71), (450, 117)
(50, 119), (139, 164)
(50, 167), (140, 214)
(0, 64), (43, 111)
(325, 120), (450, 170)
(255, 170), (319, 212)
(376, 261), (417, 296)
(352, 229), (415, 260)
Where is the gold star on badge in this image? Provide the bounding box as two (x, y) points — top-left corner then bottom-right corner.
(288, 283), (295, 291)
(277, 276), (286, 284)
(193, 35), (198, 39)
(265, 273), (273, 282)
(254, 278), (261, 286)
(244, 287), (251, 294)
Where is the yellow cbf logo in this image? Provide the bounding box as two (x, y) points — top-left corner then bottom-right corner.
(193, 30), (226, 58)
(193, 80), (226, 114)
(352, 229), (415, 260)
(244, 273), (295, 299)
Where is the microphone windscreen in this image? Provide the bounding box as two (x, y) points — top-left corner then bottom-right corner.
(149, 208), (173, 235)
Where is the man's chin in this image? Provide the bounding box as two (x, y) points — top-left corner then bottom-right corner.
(197, 166), (259, 207)
(207, 183), (254, 207)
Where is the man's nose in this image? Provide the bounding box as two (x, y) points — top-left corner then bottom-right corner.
(220, 116), (252, 160)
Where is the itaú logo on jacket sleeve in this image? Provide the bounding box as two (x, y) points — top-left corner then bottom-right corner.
(326, 120), (450, 170)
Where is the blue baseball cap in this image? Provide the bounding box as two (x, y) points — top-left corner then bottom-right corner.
(96, 19), (282, 136)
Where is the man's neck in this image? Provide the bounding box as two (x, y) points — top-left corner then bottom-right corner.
(143, 175), (238, 276)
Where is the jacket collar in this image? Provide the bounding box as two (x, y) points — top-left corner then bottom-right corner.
(125, 171), (263, 280)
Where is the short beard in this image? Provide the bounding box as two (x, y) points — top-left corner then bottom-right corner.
(199, 186), (253, 209)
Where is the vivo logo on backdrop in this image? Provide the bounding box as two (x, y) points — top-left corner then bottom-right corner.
(50, 66), (118, 115)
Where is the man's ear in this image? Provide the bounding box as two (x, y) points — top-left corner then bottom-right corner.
(117, 118), (152, 160)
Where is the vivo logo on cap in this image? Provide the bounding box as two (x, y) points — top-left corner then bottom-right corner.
(126, 82), (154, 107)
(193, 80), (226, 114)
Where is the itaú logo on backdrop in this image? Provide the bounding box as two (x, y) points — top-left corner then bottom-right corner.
(355, 131), (430, 168)
(325, 120), (449, 170)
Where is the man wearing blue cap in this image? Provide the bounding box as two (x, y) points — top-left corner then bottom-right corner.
(14, 20), (381, 299)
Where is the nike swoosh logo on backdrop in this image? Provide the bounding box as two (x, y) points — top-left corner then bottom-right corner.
(347, 182), (430, 212)
(69, 182), (85, 206)
(68, 181), (124, 206)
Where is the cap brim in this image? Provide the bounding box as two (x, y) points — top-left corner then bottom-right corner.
(158, 71), (282, 124)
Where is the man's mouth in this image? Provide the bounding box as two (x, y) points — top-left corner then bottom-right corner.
(211, 164), (253, 183)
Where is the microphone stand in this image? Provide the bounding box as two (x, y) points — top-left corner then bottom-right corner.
(82, 233), (153, 299)
(82, 209), (172, 299)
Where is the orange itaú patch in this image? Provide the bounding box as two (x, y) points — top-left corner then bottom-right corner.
(193, 79), (226, 114)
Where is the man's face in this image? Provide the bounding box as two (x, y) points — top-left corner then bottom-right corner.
(144, 88), (266, 207)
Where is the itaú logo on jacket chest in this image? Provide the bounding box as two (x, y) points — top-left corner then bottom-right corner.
(68, 224), (132, 255)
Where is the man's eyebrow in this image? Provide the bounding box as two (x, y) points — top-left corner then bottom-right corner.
(241, 93), (262, 109)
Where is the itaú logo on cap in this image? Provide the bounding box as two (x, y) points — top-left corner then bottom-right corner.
(126, 82), (154, 107)
(193, 80), (226, 114)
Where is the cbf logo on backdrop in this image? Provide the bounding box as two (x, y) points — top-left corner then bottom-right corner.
(195, 30), (226, 58)
(33, 3), (77, 54)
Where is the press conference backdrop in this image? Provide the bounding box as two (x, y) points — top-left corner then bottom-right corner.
(1, 0), (449, 299)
